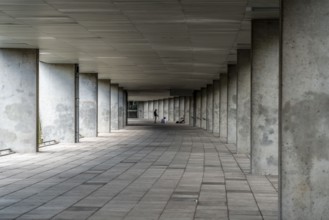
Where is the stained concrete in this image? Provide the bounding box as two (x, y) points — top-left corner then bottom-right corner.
(237, 49), (251, 154)
(206, 84), (213, 133)
(169, 98), (174, 122)
(111, 84), (119, 131)
(97, 80), (111, 133)
(174, 97), (180, 122)
(189, 96), (195, 126)
(201, 88), (207, 130)
(251, 19), (279, 175)
(213, 80), (220, 136)
(79, 73), (98, 138)
(148, 100), (154, 120)
(184, 96), (190, 125)
(138, 102), (144, 119)
(118, 87), (124, 129)
(220, 74), (228, 142)
(281, 2), (329, 218)
(143, 101), (148, 119)
(39, 62), (76, 143)
(163, 99), (169, 120)
(195, 91), (202, 128)
(228, 65), (237, 144)
(0, 49), (38, 153)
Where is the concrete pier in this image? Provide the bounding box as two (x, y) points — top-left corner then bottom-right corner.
(227, 65), (237, 144)
(195, 91), (202, 128)
(148, 100), (154, 120)
(143, 101), (148, 119)
(220, 74), (228, 142)
(184, 97), (190, 125)
(201, 88), (207, 130)
(174, 97), (180, 122)
(213, 80), (220, 136)
(158, 99), (163, 120)
(111, 84), (119, 131)
(163, 99), (169, 120)
(169, 98), (174, 122)
(98, 80), (111, 133)
(189, 96), (195, 126)
(118, 87), (124, 129)
(206, 84), (213, 133)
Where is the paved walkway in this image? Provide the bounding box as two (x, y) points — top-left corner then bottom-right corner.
(0, 120), (278, 220)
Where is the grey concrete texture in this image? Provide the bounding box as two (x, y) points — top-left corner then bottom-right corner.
(148, 100), (154, 120)
(163, 99), (169, 120)
(0, 49), (38, 153)
(174, 97), (180, 122)
(138, 102), (144, 119)
(158, 99), (163, 120)
(195, 91), (202, 127)
(179, 96), (185, 119)
(213, 80), (220, 136)
(251, 19), (279, 175)
(228, 65), (237, 144)
(184, 96), (190, 125)
(237, 49), (251, 154)
(153, 100), (159, 115)
(118, 87), (124, 129)
(97, 80), (111, 133)
(206, 84), (214, 133)
(169, 98), (174, 122)
(281, 1), (329, 219)
(111, 84), (119, 130)
(220, 74), (228, 142)
(123, 91), (127, 127)
(189, 96), (194, 126)
(39, 62), (76, 143)
(143, 101), (148, 119)
(201, 88), (207, 130)
(79, 73), (98, 138)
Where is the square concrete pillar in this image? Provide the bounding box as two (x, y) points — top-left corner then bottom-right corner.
(111, 84), (119, 130)
(40, 62), (77, 143)
(179, 97), (185, 120)
(174, 97), (180, 122)
(143, 101), (148, 119)
(281, 1), (329, 218)
(206, 84), (214, 132)
(201, 88), (207, 130)
(79, 73), (98, 137)
(138, 102), (144, 119)
(148, 100), (154, 120)
(158, 99), (164, 120)
(251, 19), (279, 175)
(98, 80), (111, 133)
(168, 98), (174, 122)
(163, 99), (169, 120)
(237, 49), (251, 154)
(153, 100), (159, 114)
(213, 80), (220, 136)
(123, 90), (127, 127)
(220, 74), (228, 142)
(118, 87), (124, 129)
(228, 65), (237, 144)
(0, 49), (38, 153)
(195, 91), (202, 127)
(184, 96), (190, 125)
(189, 96), (195, 126)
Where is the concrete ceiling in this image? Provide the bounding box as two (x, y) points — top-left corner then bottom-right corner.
(0, 0), (279, 96)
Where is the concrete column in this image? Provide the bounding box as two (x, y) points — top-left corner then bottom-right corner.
(39, 62), (76, 143)
(98, 80), (111, 133)
(189, 96), (195, 126)
(123, 90), (127, 127)
(195, 91), (202, 127)
(138, 102), (144, 119)
(201, 88), (207, 130)
(184, 96), (190, 125)
(206, 84), (214, 132)
(179, 97), (185, 121)
(281, 2), (329, 218)
(169, 98), (174, 122)
(174, 97), (180, 122)
(220, 74), (228, 141)
(79, 73), (97, 137)
(251, 19), (279, 175)
(118, 87), (124, 129)
(111, 84), (119, 130)
(163, 99), (169, 120)
(143, 101), (148, 119)
(227, 65), (237, 144)
(148, 101), (153, 120)
(153, 100), (159, 113)
(237, 49), (251, 154)
(158, 99), (164, 120)
(0, 49), (38, 153)
(213, 80), (220, 136)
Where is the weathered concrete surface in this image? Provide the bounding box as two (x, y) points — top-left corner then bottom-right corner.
(201, 88), (207, 130)
(228, 65), (237, 144)
(153, 100), (159, 114)
(40, 62), (76, 143)
(168, 98), (174, 122)
(184, 96), (190, 125)
(179, 97), (185, 120)
(97, 80), (111, 133)
(174, 97), (180, 122)
(158, 99), (163, 120)
(79, 73), (98, 137)
(138, 102), (144, 119)
(118, 87), (124, 129)
(0, 49), (38, 153)
(251, 19), (279, 175)
(281, 2), (329, 219)
(220, 74), (228, 142)
(206, 84), (213, 133)
(148, 101), (154, 120)
(143, 101), (148, 119)
(195, 91), (202, 127)
(237, 49), (251, 154)
(111, 84), (119, 130)
(189, 96), (195, 126)
(213, 80), (220, 136)
(123, 90), (127, 127)
(163, 99), (169, 120)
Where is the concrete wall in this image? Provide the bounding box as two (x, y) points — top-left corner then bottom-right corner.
(174, 97), (180, 122)
(111, 84), (119, 130)
(237, 49), (251, 154)
(79, 73), (98, 137)
(163, 99), (169, 120)
(195, 91), (202, 127)
(0, 49), (38, 153)
(201, 88), (207, 130)
(206, 84), (213, 132)
(143, 101), (148, 119)
(98, 80), (111, 133)
(227, 65), (237, 144)
(158, 99), (163, 120)
(138, 102), (144, 119)
(213, 80), (220, 136)
(184, 96), (190, 125)
(118, 87), (124, 129)
(251, 19), (279, 175)
(220, 74), (228, 141)
(39, 62), (76, 143)
(169, 98), (174, 122)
